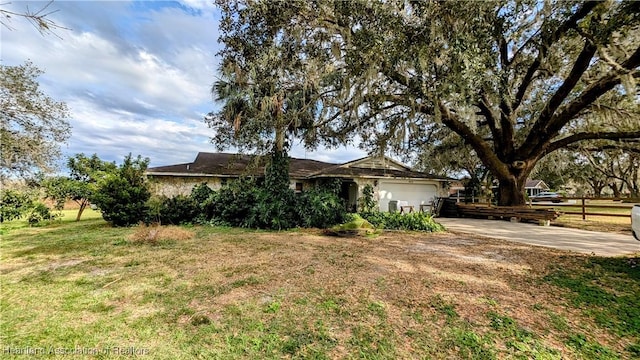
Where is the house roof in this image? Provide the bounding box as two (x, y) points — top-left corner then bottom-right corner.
(525, 179), (549, 189)
(147, 152), (337, 178)
(146, 152), (450, 181)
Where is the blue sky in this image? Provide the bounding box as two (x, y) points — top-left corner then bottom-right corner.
(1, 0), (366, 169)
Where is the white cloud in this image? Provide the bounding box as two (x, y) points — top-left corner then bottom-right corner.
(2, 0), (368, 171)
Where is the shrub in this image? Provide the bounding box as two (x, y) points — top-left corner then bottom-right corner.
(27, 202), (58, 225)
(191, 183), (214, 204)
(360, 211), (444, 232)
(245, 150), (297, 230)
(190, 183), (216, 222)
(358, 184), (377, 213)
(248, 188), (297, 229)
(157, 195), (198, 225)
(93, 154), (150, 227)
(210, 178), (260, 227)
(297, 181), (347, 228)
(0, 189), (33, 222)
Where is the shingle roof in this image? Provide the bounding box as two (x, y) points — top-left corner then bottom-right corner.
(307, 163), (449, 180)
(146, 152), (450, 180)
(525, 179), (549, 189)
(147, 152), (337, 178)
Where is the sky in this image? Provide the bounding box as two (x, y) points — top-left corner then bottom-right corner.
(1, 0), (367, 170)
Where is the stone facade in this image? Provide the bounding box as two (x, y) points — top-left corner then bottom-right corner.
(147, 175), (222, 198)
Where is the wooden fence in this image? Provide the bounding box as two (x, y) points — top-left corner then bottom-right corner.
(452, 195), (637, 220)
(530, 197), (635, 220)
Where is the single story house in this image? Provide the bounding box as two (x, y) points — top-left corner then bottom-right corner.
(145, 152), (451, 212)
(525, 179), (550, 197)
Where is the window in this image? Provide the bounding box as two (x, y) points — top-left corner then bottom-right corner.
(295, 182), (304, 192)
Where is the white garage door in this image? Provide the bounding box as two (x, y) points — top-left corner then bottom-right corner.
(378, 181), (438, 212)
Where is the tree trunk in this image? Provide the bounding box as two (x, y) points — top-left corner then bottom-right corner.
(591, 182), (605, 196)
(274, 123), (286, 153)
(497, 176), (527, 206)
(609, 182), (621, 198)
(76, 200), (88, 221)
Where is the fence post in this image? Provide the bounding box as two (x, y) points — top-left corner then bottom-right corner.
(581, 197), (586, 221)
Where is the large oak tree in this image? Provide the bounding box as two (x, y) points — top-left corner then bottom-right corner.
(212, 0), (639, 205)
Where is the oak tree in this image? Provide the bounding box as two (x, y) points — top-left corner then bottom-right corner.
(213, 0), (639, 205)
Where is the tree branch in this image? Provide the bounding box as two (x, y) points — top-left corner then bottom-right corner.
(476, 92), (502, 148)
(548, 46), (640, 133)
(437, 101), (511, 179)
(521, 44), (640, 160)
(0, 0), (69, 37)
(546, 130), (640, 155)
(510, 2), (599, 112)
(519, 40), (598, 158)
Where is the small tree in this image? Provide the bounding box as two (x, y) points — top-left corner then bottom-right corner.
(42, 154), (116, 221)
(92, 154), (150, 227)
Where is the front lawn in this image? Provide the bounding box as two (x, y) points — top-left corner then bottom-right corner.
(1, 218), (638, 359)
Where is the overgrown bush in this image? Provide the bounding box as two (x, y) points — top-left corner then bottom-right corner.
(210, 178), (260, 227)
(140, 152), (350, 230)
(297, 180), (347, 228)
(191, 183), (217, 222)
(0, 189), (33, 222)
(146, 195), (198, 225)
(360, 211), (444, 232)
(27, 202), (58, 225)
(247, 189), (297, 229)
(93, 154), (150, 227)
(245, 150), (297, 230)
(358, 184), (377, 212)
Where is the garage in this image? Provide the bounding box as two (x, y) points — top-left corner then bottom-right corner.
(378, 181), (438, 212)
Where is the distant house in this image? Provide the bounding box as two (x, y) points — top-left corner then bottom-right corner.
(145, 152), (451, 212)
(525, 179), (550, 197)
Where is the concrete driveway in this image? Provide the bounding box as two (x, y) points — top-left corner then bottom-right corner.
(436, 218), (640, 257)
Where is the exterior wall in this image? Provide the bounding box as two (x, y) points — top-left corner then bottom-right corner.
(289, 179), (315, 192)
(147, 175), (222, 197)
(148, 175), (315, 197)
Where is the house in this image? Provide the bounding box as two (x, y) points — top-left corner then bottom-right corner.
(145, 152), (451, 212)
(525, 179), (550, 197)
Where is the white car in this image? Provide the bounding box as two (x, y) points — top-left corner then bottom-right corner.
(633, 205), (640, 241)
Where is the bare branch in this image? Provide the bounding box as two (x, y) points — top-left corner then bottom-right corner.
(0, 1), (69, 37)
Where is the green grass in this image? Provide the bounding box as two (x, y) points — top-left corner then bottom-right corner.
(1, 217), (638, 358)
(543, 258), (640, 336)
(543, 256), (640, 358)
